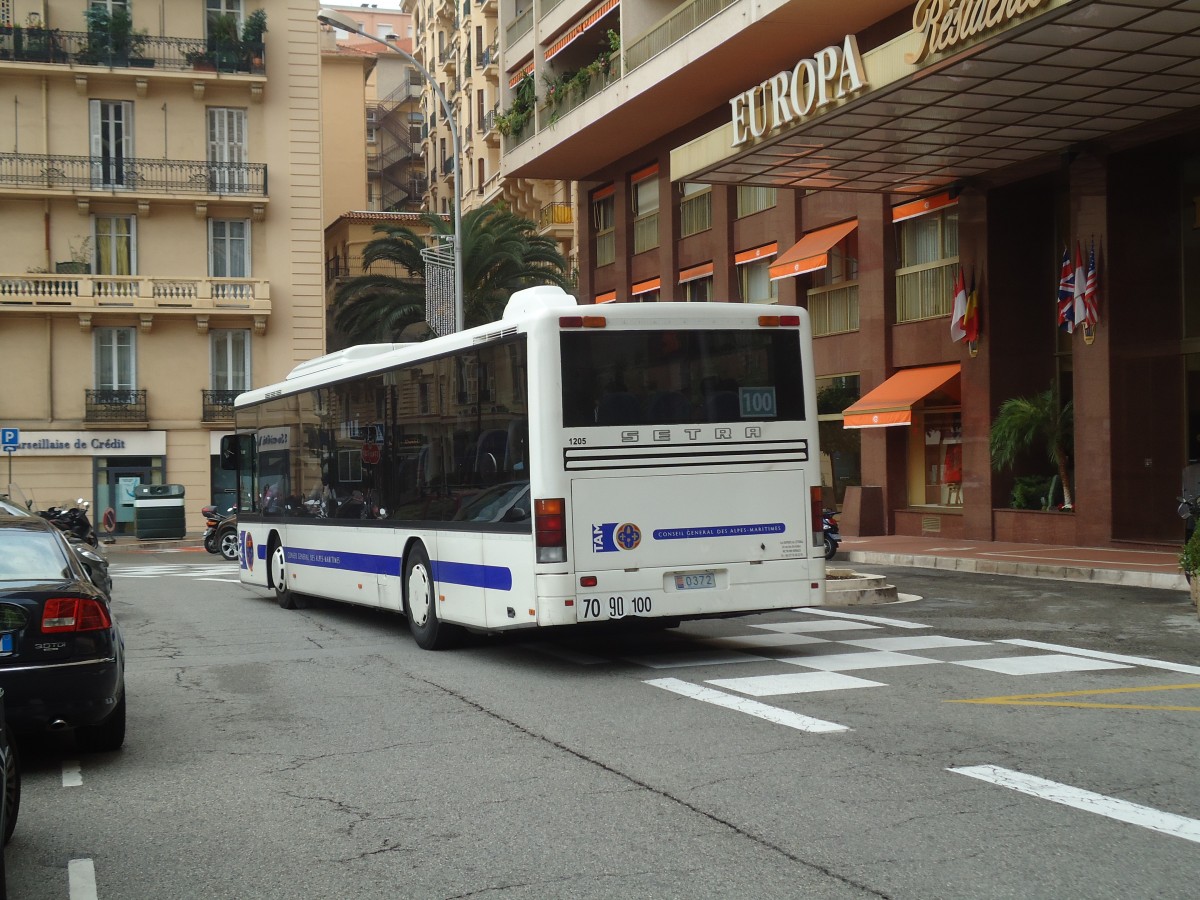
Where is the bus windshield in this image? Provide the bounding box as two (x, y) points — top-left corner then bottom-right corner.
(560, 329), (805, 427)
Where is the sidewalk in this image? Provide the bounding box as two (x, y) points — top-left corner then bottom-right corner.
(103, 530), (1191, 593)
(844, 534), (1188, 592)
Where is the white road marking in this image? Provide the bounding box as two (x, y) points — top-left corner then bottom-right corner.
(69, 858), (99, 900)
(645, 677), (850, 732)
(705, 671), (884, 697)
(950, 765), (1200, 844)
(700, 633), (832, 650)
(197, 578), (243, 583)
(779, 650), (941, 672)
(753, 620), (881, 634)
(949, 654), (1132, 676)
(842, 635), (989, 651)
(999, 639), (1200, 676)
(62, 760), (82, 787)
(794, 608), (930, 629)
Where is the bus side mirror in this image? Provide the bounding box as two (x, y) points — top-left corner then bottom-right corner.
(220, 434), (254, 471)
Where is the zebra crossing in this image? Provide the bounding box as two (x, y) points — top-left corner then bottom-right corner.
(113, 562), (239, 580)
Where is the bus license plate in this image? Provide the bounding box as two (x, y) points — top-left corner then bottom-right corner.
(674, 572), (716, 591)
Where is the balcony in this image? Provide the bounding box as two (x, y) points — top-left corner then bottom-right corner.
(202, 389), (239, 423)
(0, 26), (267, 75)
(537, 202), (573, 238)
(85, 389), (147, 424)
(0, 153), (268, 201)
(506, 10), (533, 47)
(0, 274), (272, 332)
(439, 42), (457, 75)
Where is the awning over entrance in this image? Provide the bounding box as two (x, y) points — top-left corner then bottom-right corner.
(769, 220), (858, 281)
(842, 364), (960, 428)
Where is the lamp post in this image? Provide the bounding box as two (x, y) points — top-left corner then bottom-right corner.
(317, 7), (464, 334)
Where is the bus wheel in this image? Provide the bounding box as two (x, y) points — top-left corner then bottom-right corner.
(405, 543), (452, 650)
(270, 538), (299, 610)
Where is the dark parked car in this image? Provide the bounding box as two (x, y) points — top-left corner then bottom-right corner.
(0, 514), (126, 752)
(0, 494), (111, 596)
(1, 688), (21, 898)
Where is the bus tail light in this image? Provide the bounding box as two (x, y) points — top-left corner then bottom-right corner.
(535, 498), (567, 563)
(811, 487), (824, 550)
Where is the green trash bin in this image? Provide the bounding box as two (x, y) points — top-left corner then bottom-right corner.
(134, 484), (186, 540)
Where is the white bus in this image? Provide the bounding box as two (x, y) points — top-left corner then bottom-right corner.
(224, 286), (826, 649)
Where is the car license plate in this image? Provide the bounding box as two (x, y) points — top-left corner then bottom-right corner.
(674, 572), (716, 591)
(0, 633), (12, 655)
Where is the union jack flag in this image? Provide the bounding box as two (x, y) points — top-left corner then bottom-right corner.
(1056, 246), (1075, 333)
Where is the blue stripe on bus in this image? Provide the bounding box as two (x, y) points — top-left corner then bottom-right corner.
(275, 544), (513, 590)
(431, 560), (514, 591)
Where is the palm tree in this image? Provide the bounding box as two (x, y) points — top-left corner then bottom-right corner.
(331, 205), (573, 343)
(989, 387), (1075, 509)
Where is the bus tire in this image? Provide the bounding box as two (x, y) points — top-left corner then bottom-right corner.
(269, 538), (300, 610)
(405, 543), (453, 650)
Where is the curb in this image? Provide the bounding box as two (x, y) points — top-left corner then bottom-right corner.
(848, 550), (1189, 592)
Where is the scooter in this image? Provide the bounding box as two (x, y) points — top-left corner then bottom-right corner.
(823, 509), (841, 561)
(202, 504), (235, 555)
(39, 499), (97, 547)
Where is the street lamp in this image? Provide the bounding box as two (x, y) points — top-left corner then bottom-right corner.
(317, 7), (464, 334)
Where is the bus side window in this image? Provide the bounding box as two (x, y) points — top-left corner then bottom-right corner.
(505, 419), (528, 476)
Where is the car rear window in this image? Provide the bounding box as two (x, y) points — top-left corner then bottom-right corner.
(0, 530), (70, 581)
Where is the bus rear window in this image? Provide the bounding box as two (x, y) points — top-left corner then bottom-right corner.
(560, 329), (805, 428)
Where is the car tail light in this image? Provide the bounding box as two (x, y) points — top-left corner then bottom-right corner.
(42, 597), (112, 633)
(535, 498), (567, 563)
(811, 487), (824, 549)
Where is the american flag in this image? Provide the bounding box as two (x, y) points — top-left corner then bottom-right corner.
(1057, 246), (1075, 333)
(1082, 240), (1099, 329)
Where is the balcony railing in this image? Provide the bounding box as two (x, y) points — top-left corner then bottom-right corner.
(624, 0), (738, 71)
(538, 202), (573, 230)
(85, 389), (147, 423)
(807, 282), (860, 337)
(506, 10), (533, 46)
(0, 153), (267, 196)
(896, 260), (957, 323)
(0, 26), (266, 74)
(0, 274), (271, 312)
(202, 389), (240, 422)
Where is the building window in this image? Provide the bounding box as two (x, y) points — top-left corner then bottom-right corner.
(815, 374), (861, 507)
(211, 329), (251, 392)
(93, 215), (136, 275)
(736, 185), (776, 218)
(208, 107), (248, 192)
(89, 99), (133, 190)
(593, 190), (615, 267)
(209, 219), (251, 278)
(632, 168), (659, 255)
(205, 0), (243, 32)
(739, 258), (777, 304)
(808, 232), (860, 336)
(679, 183), (712, 238)
(682, 276), (712, 302)
(896, 205), (959, 323)
(95, 327), (136, 392)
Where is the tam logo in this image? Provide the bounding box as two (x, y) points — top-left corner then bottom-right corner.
(591, 522), (642, 552)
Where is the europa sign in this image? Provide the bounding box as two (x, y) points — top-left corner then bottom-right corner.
(907, 0), (1046, 65)
(729, 35), (866, 148)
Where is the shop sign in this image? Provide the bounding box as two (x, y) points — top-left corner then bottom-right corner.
(7, 431), (166, 457)
(729, 35), (866, 148)
(907, 0), (1045, 66)
(256, 427), (291, 450)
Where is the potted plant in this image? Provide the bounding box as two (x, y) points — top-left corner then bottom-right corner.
(990, 385), (1075, 510)
(241, 8), (266, 71)
(21, 14), (62, 63)
(208, 12), (240, 71)
(78, 5), (149, 67)
(185, 47), (215, 71)
(55, 236), (92, 275)
(1180, 527), (1200, 617)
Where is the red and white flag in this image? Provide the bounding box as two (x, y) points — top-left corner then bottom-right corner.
(1082, 239), (1099, 329)
(1073, 241), (1086, 328)
(950, 267), (967, 342)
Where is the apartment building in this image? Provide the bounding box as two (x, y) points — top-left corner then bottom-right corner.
(408, 0), (575, 271)
(0, 0), (323, 530)
(496, 0), (1200, 548)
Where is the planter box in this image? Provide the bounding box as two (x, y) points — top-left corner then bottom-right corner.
(993, 508), (1078, 544)
(129, 57), (155, 68)
(55, 261), (89, 274)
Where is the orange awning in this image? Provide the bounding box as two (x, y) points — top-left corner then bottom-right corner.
(842, 364), (960, 429)
(769, 220), (858, 281)
(632, 277), (660, 295)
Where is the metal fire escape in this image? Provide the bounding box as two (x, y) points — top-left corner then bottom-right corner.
(374, 79), (427, 212)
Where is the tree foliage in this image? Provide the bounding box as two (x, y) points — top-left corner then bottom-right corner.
(331, 205), (573, 344)
(989, 387), (1075, 509)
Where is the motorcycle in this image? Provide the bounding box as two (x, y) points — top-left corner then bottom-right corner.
(38, 499), (97, 547)
(202, 504), (233, 554)
(215, 512), (239, 561)
(823, 509), (841, 561)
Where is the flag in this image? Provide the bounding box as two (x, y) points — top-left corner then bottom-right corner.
(1073, 241), (1086, 328)
(950, 267), (967, 342)
(963, 269), (980, 343)
(1082, 239), (1099, 329)
(1057, 246), (1075, 333)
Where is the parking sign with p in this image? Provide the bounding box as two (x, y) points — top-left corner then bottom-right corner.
(1, 428), (18, 452)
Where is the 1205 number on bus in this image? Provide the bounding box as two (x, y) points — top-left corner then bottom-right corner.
(579, 595), (652, 620)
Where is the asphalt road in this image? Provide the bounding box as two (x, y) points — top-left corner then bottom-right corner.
(5, 552), (1199, 900)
